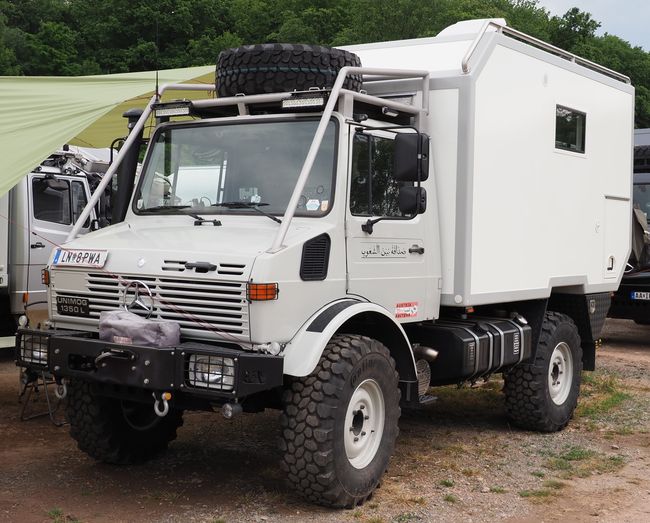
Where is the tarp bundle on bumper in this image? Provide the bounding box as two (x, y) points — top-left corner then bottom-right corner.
(15, 328), (283, 401)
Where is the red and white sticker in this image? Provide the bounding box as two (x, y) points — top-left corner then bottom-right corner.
(395, 301), (418, 319)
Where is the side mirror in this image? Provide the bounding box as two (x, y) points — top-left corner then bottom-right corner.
(399, 186), (427, 215)
(393, 133), (429, 182)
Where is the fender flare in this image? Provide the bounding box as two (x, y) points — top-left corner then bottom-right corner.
(283, 298), (417, 380)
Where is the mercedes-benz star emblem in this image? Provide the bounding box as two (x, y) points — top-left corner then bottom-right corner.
(121, 280), (155, 319)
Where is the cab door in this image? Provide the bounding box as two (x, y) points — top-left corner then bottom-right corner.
(26, 174), (94, 308)
(345, 128), (433, 322)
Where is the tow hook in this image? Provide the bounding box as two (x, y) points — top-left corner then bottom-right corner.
(54, 379), (67, 400)
(152, 391), (172, 417)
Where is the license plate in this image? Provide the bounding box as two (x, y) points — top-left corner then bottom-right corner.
(56, 296), (90, 317)
(52, 248), (108, 268)
(631, 291), (650, 301)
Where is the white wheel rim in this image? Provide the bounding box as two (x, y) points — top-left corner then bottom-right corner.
(344, 378), (385, 469)
(548, 341), (573, 405)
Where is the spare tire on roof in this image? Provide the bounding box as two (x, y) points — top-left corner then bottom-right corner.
(216, 44), (362, 98)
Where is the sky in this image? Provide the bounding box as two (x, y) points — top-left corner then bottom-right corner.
(537, 0), (650, 51)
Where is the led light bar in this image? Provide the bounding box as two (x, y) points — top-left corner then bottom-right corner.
(281, 92), (328, 110)
(153, 100), (192, 117)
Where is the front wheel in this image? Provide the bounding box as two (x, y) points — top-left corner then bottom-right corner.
(67, 380), (184, 464)
(280, 335), (400, 508)
(504, 312), (582, 432)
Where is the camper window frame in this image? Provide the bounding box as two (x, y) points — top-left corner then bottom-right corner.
(555, 105), (586, 154)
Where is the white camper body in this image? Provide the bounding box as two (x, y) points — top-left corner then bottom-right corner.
(347, 20), (634, 307)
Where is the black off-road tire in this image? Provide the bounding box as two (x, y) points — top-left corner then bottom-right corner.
(504, 312), (582, 432)
(216, 44), (362, 97)
(279, 334), (400, 508)
(67, 380), (183, 465)
(0, 295), (16, 336)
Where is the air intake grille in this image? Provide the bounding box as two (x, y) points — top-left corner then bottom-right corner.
(300, 234), (331, 281)
(52, 272), (249, 341)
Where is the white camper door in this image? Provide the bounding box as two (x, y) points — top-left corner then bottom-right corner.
(345, 130), (429, 322)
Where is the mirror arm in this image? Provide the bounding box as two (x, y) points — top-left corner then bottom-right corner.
(361, 216), (386, 234)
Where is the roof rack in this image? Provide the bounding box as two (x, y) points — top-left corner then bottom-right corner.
(462, 20), (630, 84)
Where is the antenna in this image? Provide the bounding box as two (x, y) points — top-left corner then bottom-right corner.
(155, 16), (160, 99)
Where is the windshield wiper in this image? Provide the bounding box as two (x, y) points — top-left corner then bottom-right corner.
(211, 201), (282, 224)
(139, 205), (191, 214)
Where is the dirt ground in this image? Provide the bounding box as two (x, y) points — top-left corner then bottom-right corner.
(0, 319), (649, 523)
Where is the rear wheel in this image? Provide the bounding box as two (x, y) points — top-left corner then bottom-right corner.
(280, 334), (400, 508)
(504, 312), (582, 432)
(67, 380), (183, 464)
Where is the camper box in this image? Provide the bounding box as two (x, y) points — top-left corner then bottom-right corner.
(347, 19), (634, 307)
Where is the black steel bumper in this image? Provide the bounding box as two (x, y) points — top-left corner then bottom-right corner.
(15, 328), (284, 400)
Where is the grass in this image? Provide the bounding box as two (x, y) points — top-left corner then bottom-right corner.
(519, 489), (552, 499)
(439, 479), (454, 487)
(443, 494), (458, 503)
(47, 508), (79, 523)
(577, 372), (631, 421)
(352, 509), (363, 519)
(544, 445), (626, 479)
(542, 479), (567, 490)
(489, 486), (506, 494)
(530, 470), (545, 478)
(392, 513), (421, 522)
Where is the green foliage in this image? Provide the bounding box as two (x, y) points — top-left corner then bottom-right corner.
(1, 0), (650, 125)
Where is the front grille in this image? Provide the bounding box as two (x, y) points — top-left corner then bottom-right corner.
(53, 272), (250, 341)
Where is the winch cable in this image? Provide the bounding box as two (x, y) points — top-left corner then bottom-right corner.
(0, 209), (247, 344)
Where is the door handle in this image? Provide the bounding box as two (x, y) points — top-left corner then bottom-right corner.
(30, 242), (46, 249)
(409, 245), (425, 254)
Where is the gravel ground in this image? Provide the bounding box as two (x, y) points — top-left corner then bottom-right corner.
(0, 318), (648, 523)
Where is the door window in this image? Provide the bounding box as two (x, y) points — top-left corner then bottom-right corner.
(350, 133), (412, 217)
(71, 181), (90, 228)
(32, 178), (71, 224)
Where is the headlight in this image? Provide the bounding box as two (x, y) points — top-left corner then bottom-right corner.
(19, 333), (48, 366)
(187, 355), (235, 391)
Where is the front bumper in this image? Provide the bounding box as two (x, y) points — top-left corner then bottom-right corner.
(16, 328), (283, 400)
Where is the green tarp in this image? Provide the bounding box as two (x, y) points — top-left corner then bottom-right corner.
(0, 66), (214, 197)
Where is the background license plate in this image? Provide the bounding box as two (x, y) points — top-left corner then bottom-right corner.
(631, 291), (650, 301)
(56, 296), (90, 317)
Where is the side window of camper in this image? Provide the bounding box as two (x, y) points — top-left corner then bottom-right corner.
(350, 133), (412, 217)
(32, 178), (72, 224)
(555, 105), (586, 153)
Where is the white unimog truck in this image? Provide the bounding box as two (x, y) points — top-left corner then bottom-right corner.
(17, 19), (634, 507)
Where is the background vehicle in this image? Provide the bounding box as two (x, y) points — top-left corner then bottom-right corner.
(609, 143), (650, 324)
(16, 19), (633, 507)
(0, 147), (109, 335)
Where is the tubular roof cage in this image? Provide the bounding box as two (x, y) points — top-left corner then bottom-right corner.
(68, 21), (630, 243)
(67, 67), (431, 246)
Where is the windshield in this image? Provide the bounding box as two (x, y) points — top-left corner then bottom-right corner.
(633, 183), (650, 219)
(135, 119), (336, 217)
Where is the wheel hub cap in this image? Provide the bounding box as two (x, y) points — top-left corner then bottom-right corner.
(548, 341), (574, 405)
(344, 378), (385, 469)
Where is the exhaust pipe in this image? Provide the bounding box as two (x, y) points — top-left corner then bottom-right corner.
(413, 344), (438, 362)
